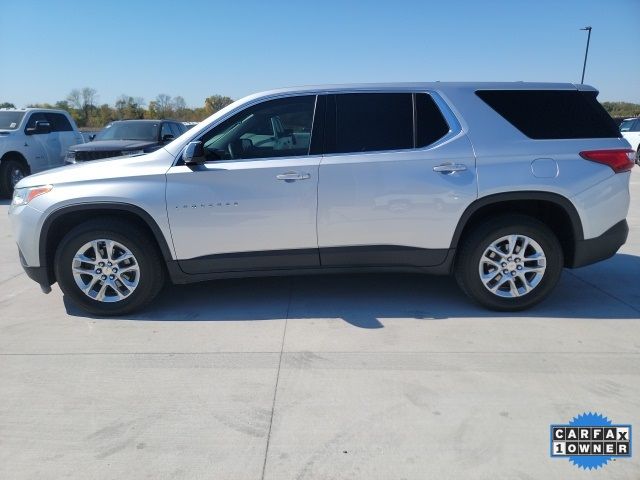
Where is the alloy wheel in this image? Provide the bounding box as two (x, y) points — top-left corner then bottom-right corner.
(478, 234), (546, 298)
(71, 239), (140, 302)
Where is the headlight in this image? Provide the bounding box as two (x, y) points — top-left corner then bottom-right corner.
(12, 185), (53, 206)
(65, 151), (76, 163)
(122, 150), (144, 156)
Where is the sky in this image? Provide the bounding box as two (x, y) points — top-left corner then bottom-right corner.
(1, 0), (639, 108)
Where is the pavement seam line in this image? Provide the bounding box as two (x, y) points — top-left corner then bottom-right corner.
(0, 271), (25, 287)
(1, 351), (639, 356)
(565, 270), (640, 315)
(261, 278), (293, 480)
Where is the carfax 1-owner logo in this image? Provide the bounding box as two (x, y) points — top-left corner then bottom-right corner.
(550, 412), (632, 470)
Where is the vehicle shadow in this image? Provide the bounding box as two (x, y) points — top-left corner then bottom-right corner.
(63, 253), (640, 327)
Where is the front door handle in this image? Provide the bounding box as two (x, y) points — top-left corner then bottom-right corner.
(276, 172), (311, 182)
(433, 163), (467, 174)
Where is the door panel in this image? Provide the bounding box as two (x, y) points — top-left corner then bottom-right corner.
(43, 132), (63, 169)
(166, 156), (321, 273)
(167, 94), (321, 274)
(317, 135), (477, 266)
(22, 113), (49, 173)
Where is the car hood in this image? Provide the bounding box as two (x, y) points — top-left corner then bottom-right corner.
(70, 139), (158, 151)
(15, 148), (174, 188)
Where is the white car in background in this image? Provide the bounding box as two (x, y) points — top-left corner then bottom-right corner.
(0, 109), (84, 195)
(619, 117), (640, 164)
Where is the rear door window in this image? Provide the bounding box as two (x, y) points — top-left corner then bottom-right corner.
(329, 93), (413, 154)
(476, 90), (621, 139)
(44, 113), (73, 132)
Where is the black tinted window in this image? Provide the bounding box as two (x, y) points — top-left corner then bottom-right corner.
(44, 113), (73, 132)
(415, 94), (449, 147)
(332, 93), (413, 153)
(200, 95), (316, 161)
(476, 90), (620, 139)
(25, 112), (47, 129)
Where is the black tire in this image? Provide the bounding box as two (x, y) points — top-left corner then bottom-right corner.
(635, 148), (639, 166)
(54, 218), (165, 316)
(0, 158), (29, 197)
(454, 214), (563, 311)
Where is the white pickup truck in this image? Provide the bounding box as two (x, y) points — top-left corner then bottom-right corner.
(0, 108), (84, 196)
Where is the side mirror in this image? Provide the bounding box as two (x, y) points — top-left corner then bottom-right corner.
(26, 120), (52, 135)
(162, 134), (175, 143)
(89, 134), (96, 141)
(182, 141), (205, 165)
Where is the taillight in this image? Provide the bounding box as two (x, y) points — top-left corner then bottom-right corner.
(579, 149), (635, 173)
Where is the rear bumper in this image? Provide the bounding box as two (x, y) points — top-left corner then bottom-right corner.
(569, 220), (628, 268)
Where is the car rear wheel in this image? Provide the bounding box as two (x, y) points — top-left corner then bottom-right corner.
(455, 215), (563, 311)
(0, 158), (28, 197)
(54, 218), (165, 315)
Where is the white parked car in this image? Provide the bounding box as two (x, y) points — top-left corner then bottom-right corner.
(0, 108), (84, 196)
(8, 83), (634, 315)
(619, 117), (640, 164)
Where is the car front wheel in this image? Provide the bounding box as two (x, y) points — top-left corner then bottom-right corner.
(0, 158), (29, 197)
(455, 215), (563, 311)
(54, 218), (165, 315)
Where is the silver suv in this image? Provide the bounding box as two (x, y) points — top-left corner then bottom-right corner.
(9, 83), (634, 315)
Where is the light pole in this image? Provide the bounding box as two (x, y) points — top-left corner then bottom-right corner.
(580, 26), (592, 84)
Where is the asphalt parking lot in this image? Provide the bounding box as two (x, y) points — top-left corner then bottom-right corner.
(0, 170), (639, 479)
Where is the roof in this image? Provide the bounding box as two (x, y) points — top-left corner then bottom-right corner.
(0, 107), (73, 115)
(109, 119), (175, 123)
(244, 81), (597, 97)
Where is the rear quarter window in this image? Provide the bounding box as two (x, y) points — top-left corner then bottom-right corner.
(415, 93), (450, 147)
(476, 90), (621, 139)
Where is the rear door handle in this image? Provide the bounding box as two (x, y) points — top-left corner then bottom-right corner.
(276, 172), (310, 181)
(433, 163), (467, 174)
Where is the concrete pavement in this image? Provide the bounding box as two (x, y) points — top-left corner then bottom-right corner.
(0, 171), (639, 479)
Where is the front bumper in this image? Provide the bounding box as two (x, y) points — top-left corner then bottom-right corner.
(569, 220), (628, 268)
(18, 249), (52, 292)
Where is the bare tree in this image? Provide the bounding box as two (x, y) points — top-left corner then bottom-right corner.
(155, 94), (173, 119)
(81, 87), (97, 125)
(172, 96), (187, 119)
(67, 89), (82, 110)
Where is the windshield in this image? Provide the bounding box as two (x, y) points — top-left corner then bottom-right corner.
(0, 111), (25, 130)
(619, 119), (635, 132)
(95, 122), (159, 141)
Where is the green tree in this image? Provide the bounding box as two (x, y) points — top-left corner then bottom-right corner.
(601, 101), (640, 118)
(204, 95), (233, 115)
(0, 102), (16, 109)
(115, 95), (145, 120)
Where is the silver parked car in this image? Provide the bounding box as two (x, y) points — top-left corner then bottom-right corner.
(9, 83), (634, 315)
